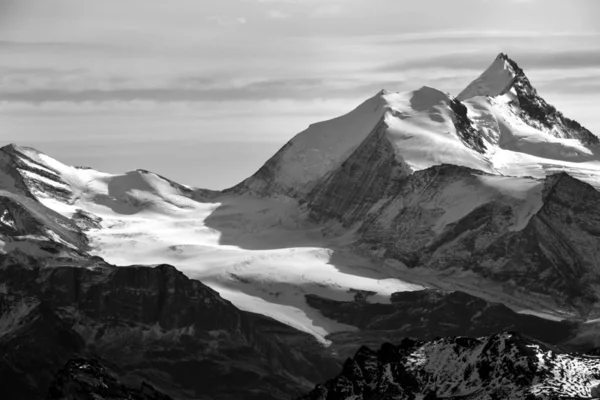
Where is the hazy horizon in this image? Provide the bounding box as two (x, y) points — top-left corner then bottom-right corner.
(1, 0), (599, 189)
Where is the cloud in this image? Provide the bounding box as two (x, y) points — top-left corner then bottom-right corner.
(377, 49), (600, 73)
(206, 15), (248, 26)
(481, 0), (536, 2)
(538, 76), (600, 95)
(0, 40), (126, 56)
(267, 10), (289, 19)
(0, 74), (397, 104)
(311, 4), (343, 17)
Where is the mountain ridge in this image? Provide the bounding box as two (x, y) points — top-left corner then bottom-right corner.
(2, 53), (600, 399)
(299, 332), (600, 400)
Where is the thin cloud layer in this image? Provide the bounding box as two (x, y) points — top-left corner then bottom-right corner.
(0, 0), (599, 188)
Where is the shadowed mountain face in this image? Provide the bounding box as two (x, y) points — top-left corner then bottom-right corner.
(46, 358), (174, 400)
(305, 289), (578, 360)
(0, 256), (339, 400)
(299, 333), (600, 400)
(308, 162), (600, 317)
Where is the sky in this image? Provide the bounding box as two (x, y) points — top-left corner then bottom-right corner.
(1, 0), (599, 189)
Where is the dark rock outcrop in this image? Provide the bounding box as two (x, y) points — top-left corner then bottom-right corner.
(46, 358), (173, 400)
(449, 97), (487, 154)
(498, 53), (598, 145)
(299, 333), (600, 400)
(0, 257), (339, 400)
(306, 289), (577, 357)
(0, 190), (89, 251)
(307, 118), (409, 225)
(308, 157), (600, 317)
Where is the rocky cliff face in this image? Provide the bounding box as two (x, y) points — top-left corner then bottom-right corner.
(307, 117), (409, 225)
(0, 255), (338, 400)
(305, 289), (577, 360)
(0, 144), (73, 202)
(243, 58), (600, 335)
(300, 332), (600, 400)
(0, 191), (89, 252)
(308, 158), (600, 318)
(498, 53), (599, 145)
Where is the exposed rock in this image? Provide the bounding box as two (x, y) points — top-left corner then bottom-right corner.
(71, 209), (102, 231)
(305, 289), (576, 354)
(307, 117), (409, 225)
(0, 144), (73, 201)
(592, 384), (600, 398)
(0, 257), (339, 400)
(308, 159), (600, 317)
(498, 53), (599, 145)
(46, 358), (173, 400)
(449, 97), (487, 153)
(299, 332), (600, 400)
(0, 191), (89, 251)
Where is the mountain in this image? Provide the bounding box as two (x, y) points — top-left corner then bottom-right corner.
(299, 332), (600, 400)
(247, 53), (600, 319)
(305, 288), (577, 361)
(458, 53), (598, 146)
(2, 53), (600, 399)
(0, 252), (337, 400)
(232, 53), (600, 200)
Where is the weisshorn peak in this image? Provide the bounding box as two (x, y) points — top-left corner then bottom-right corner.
(1, 53), (600, 400)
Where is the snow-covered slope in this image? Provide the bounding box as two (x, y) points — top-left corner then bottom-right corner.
(300, 332), (600, 400)
(0, 144), (427, 343)
(1, 53), (599, 346)
(228, 91), (389, 198)
(232, 55), (600, 202)
(460, 53), (598, 146)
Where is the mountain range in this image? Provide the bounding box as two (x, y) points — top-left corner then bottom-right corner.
(2, 53), (600, 399)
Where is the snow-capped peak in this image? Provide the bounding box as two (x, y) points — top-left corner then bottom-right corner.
(458, 53), (598, 145)
(456, 53), (518, 101)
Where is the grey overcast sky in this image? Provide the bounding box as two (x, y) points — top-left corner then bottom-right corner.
(1, 0), (599, 189)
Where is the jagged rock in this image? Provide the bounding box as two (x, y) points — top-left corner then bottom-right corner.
(71, 209), (102, 231)
(0, 191), (88, 251)
(498, 53), (598, 145)
(449, 97), (487, 153)
(299, 333), (600, 400)
(46, 358), (173, 400)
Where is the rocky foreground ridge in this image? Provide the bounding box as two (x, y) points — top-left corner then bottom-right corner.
(0, 252), (337, 400)
(300, 333), (600, 400)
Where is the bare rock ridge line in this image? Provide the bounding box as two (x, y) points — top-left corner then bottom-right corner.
(497, 53), (598, 145)
(299, 333), (600, 400)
